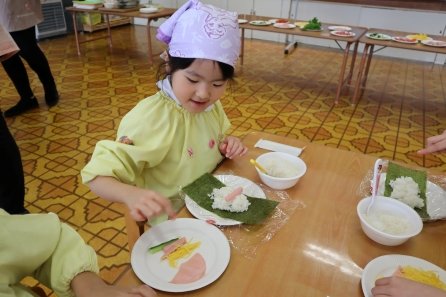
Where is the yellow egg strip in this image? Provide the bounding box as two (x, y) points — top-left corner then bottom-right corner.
(401, 266), (446, 290)
(165, 241), (201, 268)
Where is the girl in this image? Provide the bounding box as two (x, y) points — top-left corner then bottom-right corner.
(81, 0), (247, 222)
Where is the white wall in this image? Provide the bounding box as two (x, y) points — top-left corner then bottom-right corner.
(135, 0), (446, 64)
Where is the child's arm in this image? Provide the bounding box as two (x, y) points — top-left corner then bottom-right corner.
(71, 271), (157, 297)
(88, 176), (175, 221)
(372, 276), (446, 297)
(219, 135), (248, 159)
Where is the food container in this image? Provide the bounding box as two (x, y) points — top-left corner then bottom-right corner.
(357, 196), (423, 246)
(255, 152), (307, 190)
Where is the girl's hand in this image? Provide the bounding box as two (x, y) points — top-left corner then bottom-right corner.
(219, 136), (248, 159)
(371, 276), (446, 297)
(418, 130), (446, 155)
(127, 188), (176, 221)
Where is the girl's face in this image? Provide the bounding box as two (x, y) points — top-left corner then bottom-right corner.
(171, 59), (228, 113)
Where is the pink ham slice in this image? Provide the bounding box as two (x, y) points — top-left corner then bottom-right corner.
(224, 186), (243, 202)
(170, 253), (206, 284)
(161, 237), (187, 259)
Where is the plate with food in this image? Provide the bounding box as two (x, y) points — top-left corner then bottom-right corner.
(301, 17), (322, 31)
(406, 33), (433, 42)
(330, 30), (356, 37)
(366, 32), (392, 40)
(238, 19), (248, 24)
(273, 23), (296, 29)
(183, 173), (278, 226)
(131, 218), (230, 292)
(249, 20), (270, 26)
(421, 39), (446, 47)
(392, 36), (418, 44)
(362, 254), (446, 297)
(295, 21), (309, 29)
(328, 25), (352, 31)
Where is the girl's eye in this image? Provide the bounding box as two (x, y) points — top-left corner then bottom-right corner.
(213, 83), (225, 87)
(186, 77), (198, 83)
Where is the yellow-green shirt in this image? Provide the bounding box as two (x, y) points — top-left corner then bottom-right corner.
(0, 209), (98, 297)
(81, 91), (231, 198)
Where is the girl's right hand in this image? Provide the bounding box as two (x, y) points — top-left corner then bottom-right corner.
(127, 188), (176, 221)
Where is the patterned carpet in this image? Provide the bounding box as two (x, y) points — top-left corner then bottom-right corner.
(1, 24), (445, 292)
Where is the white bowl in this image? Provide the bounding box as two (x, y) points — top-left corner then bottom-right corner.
(255, 152), (307, 190)
(357, 196), (423, 246)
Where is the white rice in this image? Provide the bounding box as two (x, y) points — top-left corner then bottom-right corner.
(389, 176), (424, 209)
(262, 157), (299, 178)
(209, 186), (251, 212)
(365, 212), (409, 235)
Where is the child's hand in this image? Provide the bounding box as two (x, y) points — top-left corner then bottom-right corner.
(418, 130), (446, 155)
(127, 189), (176, 221)
(219, 136), (248, 159)
(371, 276), (446, 297)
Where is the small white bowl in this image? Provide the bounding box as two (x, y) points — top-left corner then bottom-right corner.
(357, 196), (423, 246)
(255, 152), (307, 190)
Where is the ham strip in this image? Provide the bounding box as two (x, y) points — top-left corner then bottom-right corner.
(162, 237), (187, 259)
(170, 253), (206, 284)
(224, 186), (243, 202)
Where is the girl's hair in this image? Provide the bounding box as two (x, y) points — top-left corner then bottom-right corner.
(157, 53), (235, 81)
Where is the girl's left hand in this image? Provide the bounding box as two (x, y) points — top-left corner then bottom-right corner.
(219, 136), (248, 159)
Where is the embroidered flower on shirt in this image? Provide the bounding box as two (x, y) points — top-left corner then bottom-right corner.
(118, 136), (134, 145)
(209, 139), (215, 149)
(187, 147), (194, 157)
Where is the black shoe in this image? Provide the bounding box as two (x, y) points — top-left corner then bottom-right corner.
(45, 87), (59, 107)
(4, 97), (39, 117)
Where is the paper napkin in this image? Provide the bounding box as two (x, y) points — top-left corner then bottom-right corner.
(254, 139), (304, 156)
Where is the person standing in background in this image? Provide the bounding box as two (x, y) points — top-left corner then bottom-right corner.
(0, 0), (59, 117)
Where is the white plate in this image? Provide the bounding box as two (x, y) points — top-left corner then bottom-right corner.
(366, 32), (392, 41)
(392, 36), (417, 44)
(362, 254), (446, 297)
(140, 7), (158, 13)
(421, 39), (446, 47)
(249, 20), (270, 26)
(131, 218), (230, 292)
(330, 30), (355, 37)
(273, 23), (296, 29)
(238, 19), (248, 24)
(268, 19), (278, 24)
(328, 25), (352, 31)
(377, 172), (446, 220)
(185, 174), (266, 226)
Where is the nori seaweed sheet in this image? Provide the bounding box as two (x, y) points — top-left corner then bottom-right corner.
(182, 173), (279, 225)
(384, 162), (428, 218)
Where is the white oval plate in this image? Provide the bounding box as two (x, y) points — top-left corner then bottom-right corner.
(249, 20), (270, 26)
(366, 32), (392, 41)
(330, 30), (355, 37)
(238, 19), (248, 24)
(273, 23), (296, 29)
(140, 7), (158, 13)
(392, 36), (418, 44)
(421, 39), (446, 47)
(131, 218), (230, 292)
(185, 175), (266, 226)
(362, 254), (446, 297)
(328, 25), (352, 31)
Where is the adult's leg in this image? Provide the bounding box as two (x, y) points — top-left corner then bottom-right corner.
(11, 26), (59, 107)
(0, 111), (27, 214)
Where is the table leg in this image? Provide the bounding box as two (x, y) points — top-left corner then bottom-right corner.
(347, 41), (359, 84)
(334, 42), (352, 104)
(71, 12), (81, 56)
(147, 19), (154, 65)
(352, 43), (372, 104)
(104, 13), (113, 49)
(240, 28), (245, 65)
(362, 44), (374, 88)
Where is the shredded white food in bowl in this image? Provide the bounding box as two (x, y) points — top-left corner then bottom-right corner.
(365, 212), (410, 235)
(262, 158), (300, 178)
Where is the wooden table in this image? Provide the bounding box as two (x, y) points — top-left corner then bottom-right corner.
(239, 17), (368, 104)
(117, 131), (446, 297)
(65, 7), (176, 64)
(352, 28), (446, 104)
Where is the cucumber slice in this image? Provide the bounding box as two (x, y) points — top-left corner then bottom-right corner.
(148, 238), (179, 254)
